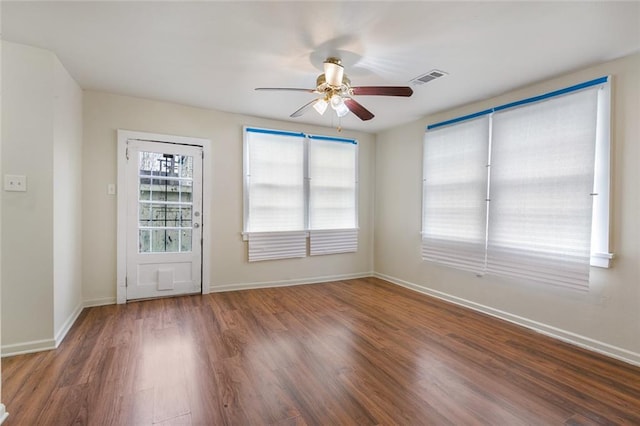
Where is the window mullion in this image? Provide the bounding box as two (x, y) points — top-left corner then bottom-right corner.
(483, 113), (494, 274)
(303, 135), (310, 232)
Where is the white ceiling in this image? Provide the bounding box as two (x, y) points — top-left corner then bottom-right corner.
(3, 1), (639, 133)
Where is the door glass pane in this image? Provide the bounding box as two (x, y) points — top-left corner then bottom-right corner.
(152, 229), (179, 252)
(180, 180), (193, 202)
(138, 150), (195, 253)
(181, 229), (192, 252)
(179, 155), (193, 178)
(139, 229), (151, 253)
(180, 206), (192, 227)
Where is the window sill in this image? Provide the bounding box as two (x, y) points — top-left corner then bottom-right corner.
(591, 252), (614, 268)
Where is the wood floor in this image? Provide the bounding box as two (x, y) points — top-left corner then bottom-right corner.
(3, 278), (640, 425)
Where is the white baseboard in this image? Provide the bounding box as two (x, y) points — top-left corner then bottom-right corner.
(0, 404), (8, 424)
(83, 297), (117, 307)
(54, 302), (84, 347)
(210, 271), (374, 293)
(1, 338), (56, 358)
(1, 297), (117, 357)
(374, 272), (640, 367)
(2, 304), (82, 356)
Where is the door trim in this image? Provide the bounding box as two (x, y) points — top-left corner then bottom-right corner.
(116, 129), (212, 304)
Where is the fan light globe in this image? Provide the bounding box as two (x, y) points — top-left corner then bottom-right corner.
(329, 94), (349, 117)
(313, 99), (328, 115)
(330, 94), (344, 109)
(335, 102), (350, 117)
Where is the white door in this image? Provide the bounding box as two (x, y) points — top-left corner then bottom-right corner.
(125, 140), (203, 300)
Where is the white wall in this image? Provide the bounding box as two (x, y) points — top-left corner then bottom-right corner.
(1, 42), (55, 348)
(52, 56), (83, 339)
(1, 41), (83, 354)
(0, 8), (7, 419)
(374, 53), (640, 364)
(82, 91), (375, 304)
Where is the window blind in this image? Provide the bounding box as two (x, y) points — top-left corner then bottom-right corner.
(245, 128), (305, 232)
(245, 128), (306, 261)
(422, 117), (490, 274)
(247, 231), (307, 262)
(486, 88), (598, 289)
(422, 76), (610, 290)
(244, 128), (359, 261)
(308, 135), (358, 255)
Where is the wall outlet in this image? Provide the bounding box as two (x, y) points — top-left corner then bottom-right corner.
(107, 183), (117, 195)
(4, 175), (27, 192)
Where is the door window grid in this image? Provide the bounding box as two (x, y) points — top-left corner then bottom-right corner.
(138, 152), (194, 253)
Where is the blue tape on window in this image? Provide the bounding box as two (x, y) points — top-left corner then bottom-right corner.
(308, 135), (357, 144)
(245, 127), (305, 138)
(427, 76), (608, 131)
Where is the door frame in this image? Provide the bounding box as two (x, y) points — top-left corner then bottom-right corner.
(116, 129), (212, 304)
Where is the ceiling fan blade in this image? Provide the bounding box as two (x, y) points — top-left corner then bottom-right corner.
(351, 86), (414, 97)
(344, 98), (374, 121)
(255, 87), (316, 93)
(290, 98), (321, 118)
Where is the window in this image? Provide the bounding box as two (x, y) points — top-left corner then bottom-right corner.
(422, 77), (612, 290)
(244, 127), (358, 261)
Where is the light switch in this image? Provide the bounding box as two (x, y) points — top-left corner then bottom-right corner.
(107, 184), (116, 195)
(4, 175), (27, 192)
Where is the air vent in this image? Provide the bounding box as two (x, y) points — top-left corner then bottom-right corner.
(410, 69), (448, 85)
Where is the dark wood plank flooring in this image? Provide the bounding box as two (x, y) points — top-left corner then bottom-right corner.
(3, 277), (640, 425)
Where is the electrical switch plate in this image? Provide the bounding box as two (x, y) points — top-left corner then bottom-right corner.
(4, 175), (27, 192)
(107, 184), (117, 195)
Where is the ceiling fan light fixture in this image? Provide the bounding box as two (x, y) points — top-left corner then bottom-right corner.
(313, 98), (328, 115)
(330, 93), (344, 108)
(324, 58), (344, 87)
(329, 94), (349, 117)
(335, 103), (350, 117)
(255, 56), (413, 122)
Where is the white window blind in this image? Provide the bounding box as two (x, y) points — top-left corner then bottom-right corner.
(245, 128), (306, 261)
(309, 136), (358, 255)
(245, 129), (305, 232)
(247, 231), (307, 262)
(422, 117), (489, 274)
(487, 88), (599, 290)
(244, 128), (358, 261)
(422, 76), (611, 290)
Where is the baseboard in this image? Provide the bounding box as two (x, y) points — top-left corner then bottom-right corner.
(210, 271), (374, 293)
(374, 272), (640, 367)
(1, 338), (56, 358)
(54, 302), (84, 347)
(2, 304), (83, 357)
(0, 404), (8, 424)
(83, 297), (117, 307)
(1, 297), (117, 357)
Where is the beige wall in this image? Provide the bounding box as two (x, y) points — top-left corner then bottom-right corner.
(82, 91), (375, 304)
(1, 41), (83, 354)
(52, 56), (83, 338)
(374, 53), (640, 363)
(1, 42), (55, 347)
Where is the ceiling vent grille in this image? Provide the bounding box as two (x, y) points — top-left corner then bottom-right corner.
(410, 69), (448, 85)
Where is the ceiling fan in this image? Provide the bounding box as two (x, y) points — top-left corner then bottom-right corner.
(255, 57), (413, 121)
